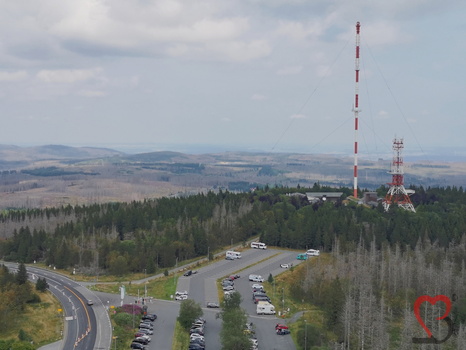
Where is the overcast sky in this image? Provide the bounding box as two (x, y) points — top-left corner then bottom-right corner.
(0, 0), (465, 157)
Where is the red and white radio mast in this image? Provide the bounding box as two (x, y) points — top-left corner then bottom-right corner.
(353, 22), (361, 198)
(382, 138), (416, 212)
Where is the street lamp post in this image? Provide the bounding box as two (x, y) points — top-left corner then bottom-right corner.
(207, 246), (210, 261)
(131, 303), (134, 329)
(282, 288), (285, 313)
(304, 319), (307, 350)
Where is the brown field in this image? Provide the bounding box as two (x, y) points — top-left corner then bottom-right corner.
(0, 148), (464, 209)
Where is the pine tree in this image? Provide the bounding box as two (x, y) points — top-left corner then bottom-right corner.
(16, 262), (28, 285)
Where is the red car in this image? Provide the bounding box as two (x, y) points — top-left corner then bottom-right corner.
(275, 324), (289, 330)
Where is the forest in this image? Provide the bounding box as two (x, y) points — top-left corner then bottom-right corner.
(0, 184), (465, 278)
(0, 184), (466, 349)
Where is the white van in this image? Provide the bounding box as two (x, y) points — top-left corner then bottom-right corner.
(250, 242), (267, 249)
(256, 301), (276, 315)
(306, 249), (320, 256)
(226, 250), (242, 259)
(248, 274), (264, 282)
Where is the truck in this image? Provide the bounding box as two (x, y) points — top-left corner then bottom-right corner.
(256, 301), (276, 315)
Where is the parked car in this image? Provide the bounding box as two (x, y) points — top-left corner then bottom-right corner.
(206, 302), (219, 308)
(176, 290), (188, 296)
(130, 342), (146, 349)
(133, 336), (150, 345)
(142, 313), (157, 321)
(189, 328), (204, 336)
(175, 294), (188, 301)
(277, 328), (291, 335)
(184, 270), (192, 276)
(223, 285), (234, 291)
(188, 344), (205, 350)
(136, 328), (153, 335)
(190, 333), (205, 341)
(248, 274), (264, 282)
(251, 283), (263, 290)
(275, 324), (289, 330)
(280, 263), (290, 268)
(138, 324), (153, 330)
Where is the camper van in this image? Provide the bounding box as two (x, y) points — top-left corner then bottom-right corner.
(296, 253), (308, 260)
(250, 242), (267, 249)
(306, 249), (320, 256)
(226, 250), (242, 259)
(256, 301), (276, 315)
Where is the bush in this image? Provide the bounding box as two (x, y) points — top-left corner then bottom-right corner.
(120, 303), (143, 315)
(113, 312), (134, 328)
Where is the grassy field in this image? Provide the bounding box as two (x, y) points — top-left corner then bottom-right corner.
(0, 290), (63, 347)
(91, 274), (180, 300)
(171, 321), (190, 350)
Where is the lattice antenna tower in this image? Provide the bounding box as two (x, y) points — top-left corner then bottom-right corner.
(382, 138), (416, 212)
(352, 22), (361, 198)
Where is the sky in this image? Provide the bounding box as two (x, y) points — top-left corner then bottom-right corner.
(0, 0), (465, 158)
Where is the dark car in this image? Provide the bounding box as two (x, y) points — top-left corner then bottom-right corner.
(139, 324), (153, 330)
(189, 328), (204, 336)
(188, 344), (205, 350)
(133, 337), (149, 345)
(184, 270), (192, 276)
(277, 328), (291, 335)
(136, 328), (153, 335)
(190, 338), (205, 346)
(206, 302), (219, 308)
(130, 342), (146, 349)
(142, 314), (157, 321)
(253, 295), (270, 304)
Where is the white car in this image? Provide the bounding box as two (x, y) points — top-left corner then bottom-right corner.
(249, 274), (264, 282)
(223, 285), (234, 291)
(251, 283), (263, 290)
(176, 290), (188, 295)
(280, 263), (291, 268)
(175, 294), (188, 300)
(190, 334), (205, 341)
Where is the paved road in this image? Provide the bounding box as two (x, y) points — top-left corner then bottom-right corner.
(177, 248), (303, 350)
(2, 263), (111, 350)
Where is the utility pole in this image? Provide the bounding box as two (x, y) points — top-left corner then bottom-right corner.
(304, 319), (308, 350)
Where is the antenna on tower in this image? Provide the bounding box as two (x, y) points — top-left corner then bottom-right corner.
(353, 21), (361, 199)
(382, 138), (416, 212)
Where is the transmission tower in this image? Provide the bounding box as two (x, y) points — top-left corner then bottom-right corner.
(383, 138), (416, 212)
(352, 22), (361, 198)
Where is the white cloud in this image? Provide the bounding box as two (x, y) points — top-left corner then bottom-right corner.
(290, 114), (306, 119)
(277, 66), (302, 76)
(78, 89), (107, 97)
(377, 110), (390, 119)
(251, 94), (267, 101)
(222, 117), (232, 122)
(36, 68), (101, 83)
(0, 70), (28, 82)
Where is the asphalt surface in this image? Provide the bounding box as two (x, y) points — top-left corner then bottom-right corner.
(1, 262), (111, 350)
(6, 245), (307, 350)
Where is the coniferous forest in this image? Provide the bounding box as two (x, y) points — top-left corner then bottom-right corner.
(1, 184), (466, 348)
(0, 184), (465, 276)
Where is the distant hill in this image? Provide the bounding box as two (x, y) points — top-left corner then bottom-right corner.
(0, 144), (124, 162)
(0, 144), (464, 210)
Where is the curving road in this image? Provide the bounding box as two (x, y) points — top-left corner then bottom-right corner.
(2, 263), (112, 350)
